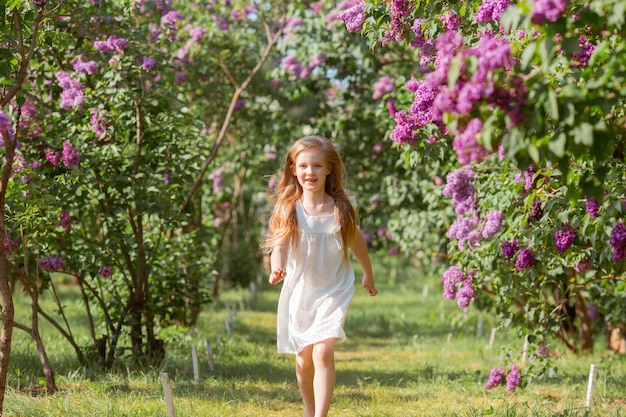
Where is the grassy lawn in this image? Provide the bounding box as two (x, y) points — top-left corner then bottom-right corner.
(4, 260), (626, 416)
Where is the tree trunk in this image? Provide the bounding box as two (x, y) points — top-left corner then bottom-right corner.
(0, 128), (17, 414)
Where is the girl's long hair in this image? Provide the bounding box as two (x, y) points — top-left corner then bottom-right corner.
(262, 135), (357, 261)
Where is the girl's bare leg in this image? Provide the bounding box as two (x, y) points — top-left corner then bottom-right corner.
(312, 339), (336, 417)
(296, 345), (315, 417)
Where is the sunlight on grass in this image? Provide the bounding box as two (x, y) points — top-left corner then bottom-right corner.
(4, 260), (626, 417)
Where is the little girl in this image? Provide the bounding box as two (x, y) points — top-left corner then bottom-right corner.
(263, 135), (377, 417)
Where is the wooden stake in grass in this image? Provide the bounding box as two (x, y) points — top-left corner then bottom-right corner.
(224, 315), (231, 335)
(206, 339), (215, 372)
(226, 303), (235, 328)
(192, 345), (200, 385)
(422, 285), (429, 297)
(488, 327), (497, 350)
(521, 335), (529, 366)
(161, 373), (177, 417)
(585, 364), (597, 407)
(476, 315), (484, 338)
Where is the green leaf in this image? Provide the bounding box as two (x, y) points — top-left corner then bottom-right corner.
(573, 122), (593, 146)
(548, 132), (566, 157)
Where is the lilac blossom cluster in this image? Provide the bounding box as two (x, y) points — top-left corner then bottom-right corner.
(442, 167), (476, 215)
(94, 35), (130, 54)
(476, 0), (511, 23)
(389, 27), (526, 165)
(554, 224), (576, 252)
(531, 0), (568, 24)
(585, 198), (600, 217)
(441, 264), (476, 308)
(39, 256), (66, 272)
(0, 110), (14, 142)
(335, 0), (366, 33)
(100, 266), (113, 278)
(501, 239), (519, 258)
(485, 364), (521, 391)
(572, 36), (595, 67)
(56, 71), (85, 110)
(442, 167), (503, 251)
(372, 76), (394, 100)
(280, 53), (327, 79)
(610, 222), (626, 261)
(515, 248), (536, 270)
(57, 209), (71, 231)
(383, 0), (414, 43)
(62, 140), (80, 168)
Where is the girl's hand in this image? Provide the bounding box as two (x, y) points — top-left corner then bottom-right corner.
(269, 268), (286, 285)
(362, 275), (377, 296)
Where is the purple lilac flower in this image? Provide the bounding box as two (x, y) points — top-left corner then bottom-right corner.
(45, 148), (61, 166)
(554, 224), (576, 252)
(410, 18), (427, 48)
(62, 140), (80, 168)
(610, 222), (626, 261)
(443, 167), (477, 215)
(516, 249), (536, 270)
(100, 266), (113, 277)
(585, 198), (600, 217)
(308, 53), (327, 68)
(39, 256), (66, 272)
(57, 209), (71, 231)
(383, 0), (414, 43)
(506, 364), (521, 392)
(94, 35), (129, 54)
(410, 80), (437, 113)
(485, 367), (505, 389)
(161, 10), (184, 29)
(142, 56), (156, 71)
(389, 111), (420, 146)
(501, 239), (519, 258)
(476, 0), (511, 23)
(447, 215), (480, 251)
(33, 0), (47, 6)
(387, 247), (401, 256)
(372, 76), (394, 100)
(572, 35), (595, 67)
(56, 71), (85, 110)
(188, 27), (206, 42)
(439, 12), (461, 31)
(336, 1), (366, 33)
(575, 257), (592, 272)
(0, 110), (14, 141)
(456, 279), (475, 308)
(536, 346), (550, 357)
(523, 166), (538, 190)
(528, 200), (543, 221)
(531, 0), (568, 24)
(482, 210), (504, 238)
(442, 264), (465, 300)
(72, 55), (98, 74)
(453, 119), (488, 166)
(3, 233), (18, 254)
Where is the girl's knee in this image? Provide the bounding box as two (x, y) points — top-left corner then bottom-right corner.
(312, 340), (336, 365)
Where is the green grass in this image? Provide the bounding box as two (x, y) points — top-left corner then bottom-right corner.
(4, 261), (626, 417)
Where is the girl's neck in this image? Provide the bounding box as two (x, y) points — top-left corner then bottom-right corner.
(300, 192), (334, 215)
(301, 191), (330, 206)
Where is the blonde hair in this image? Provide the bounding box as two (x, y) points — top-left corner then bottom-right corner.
(262, 135), (357, 260)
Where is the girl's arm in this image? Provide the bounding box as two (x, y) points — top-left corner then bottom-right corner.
(350, 231), (378, 296)
(269, 243), (288, 285)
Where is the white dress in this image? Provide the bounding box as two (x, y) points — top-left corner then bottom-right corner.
(276, 199), (356, 354)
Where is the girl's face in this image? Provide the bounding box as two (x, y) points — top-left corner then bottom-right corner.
(292, 147), (330, 194)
